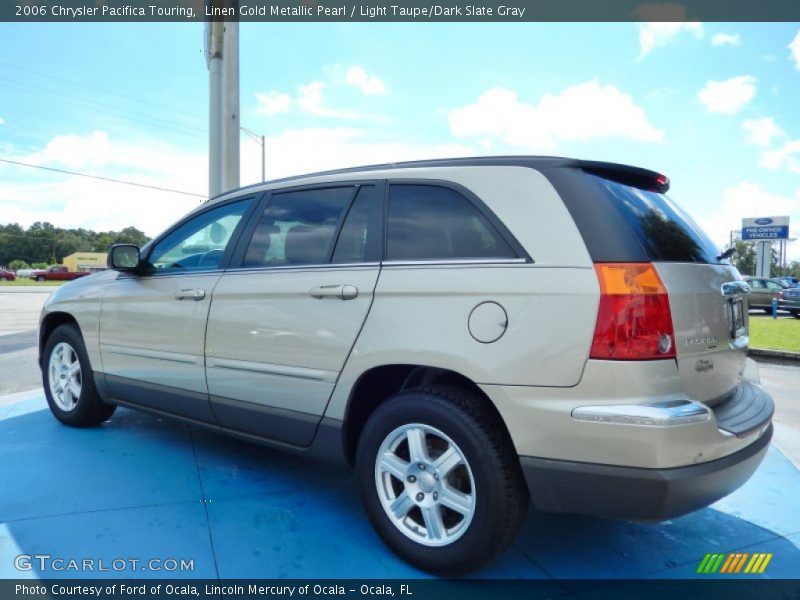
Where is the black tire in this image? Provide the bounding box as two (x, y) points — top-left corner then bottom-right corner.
(37, 276), (46, 282)
(42, 323), (116, 427)
(792, 311), (800, 319)
(355, 385), (528, 576)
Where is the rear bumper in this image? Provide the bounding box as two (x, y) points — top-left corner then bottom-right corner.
(521, 423), (772, 521)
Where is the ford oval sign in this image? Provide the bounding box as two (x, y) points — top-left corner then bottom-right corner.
(755, 218), (773, 225)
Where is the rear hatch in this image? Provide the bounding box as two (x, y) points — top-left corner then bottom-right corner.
(547, 165), (747, 405)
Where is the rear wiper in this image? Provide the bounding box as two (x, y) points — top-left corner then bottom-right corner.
(716, 247), (735, 261)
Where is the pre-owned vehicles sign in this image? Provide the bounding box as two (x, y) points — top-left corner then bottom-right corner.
(742, 216), (790, 240)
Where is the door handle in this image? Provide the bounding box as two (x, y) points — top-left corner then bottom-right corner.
(174, 288), (206, 301)
(309, 284), (358, 300)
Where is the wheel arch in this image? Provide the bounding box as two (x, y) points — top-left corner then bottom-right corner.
(341, 363), (512, 466)
(39, 311), (81, 368)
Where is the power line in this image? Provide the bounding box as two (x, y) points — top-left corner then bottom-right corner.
(0, 61), (207, 122)
(0, 157), (206, 198)
(0, 78), (208, 141)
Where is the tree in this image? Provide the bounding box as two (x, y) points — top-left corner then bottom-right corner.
(0, 223), (152, 266)
(729, 239), (779, 276)
(7, 259), (29, 271)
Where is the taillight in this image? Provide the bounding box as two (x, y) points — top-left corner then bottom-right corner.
(590, 263), (675, 360)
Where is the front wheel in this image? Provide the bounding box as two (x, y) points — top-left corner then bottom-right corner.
(43, 324), (116, 427)
(37, 276), (46, 282)
(355, 386), (528, 576)
(792, 311), (800, 319)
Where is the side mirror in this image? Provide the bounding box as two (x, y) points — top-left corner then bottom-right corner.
(108, 244), (141, 273)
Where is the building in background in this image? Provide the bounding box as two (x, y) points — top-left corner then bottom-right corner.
(62, 252), (107, 273)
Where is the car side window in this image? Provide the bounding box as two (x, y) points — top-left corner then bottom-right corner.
(148, 198), (254, 273)
(243, 187), (355, 267)
(750, 279), (764, 289)
(331, 185), (379, 264)
(766, 281), (783, 291)
(386, 184), (516, 262)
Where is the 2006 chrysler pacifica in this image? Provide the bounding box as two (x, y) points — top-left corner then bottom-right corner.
(39, 157), (774, 575)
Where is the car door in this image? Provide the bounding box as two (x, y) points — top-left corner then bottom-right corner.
(205, 182), (383, 445)
(747, 279), (769, 309)
(98, 196), (257, 421)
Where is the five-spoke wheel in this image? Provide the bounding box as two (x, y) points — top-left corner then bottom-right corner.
(375, 423), (476, 547)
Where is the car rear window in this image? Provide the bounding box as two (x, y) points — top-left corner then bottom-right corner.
(589, 174), (721, 264)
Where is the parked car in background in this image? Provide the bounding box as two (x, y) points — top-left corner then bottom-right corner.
(0, 268), (16, 281)
(31, 265), (90, 282)
(776, 276), (799, 288)
(743, 277), (787, 312)
(778, 285), (800, 317)
(15, 269), (35, 279)
(38, 156), (774, 575)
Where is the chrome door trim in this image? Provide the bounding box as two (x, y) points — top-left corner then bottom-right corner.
(101, 344), (204, 366)
(206, 357), (337, 383)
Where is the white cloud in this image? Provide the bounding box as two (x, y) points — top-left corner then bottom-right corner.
(790, 30), (800, 70)
(638, 22), (704, 59)
(448, 81), (664, 151)
(296, 81), (366, 120)
(759, 140), (800, 173)
(345, 66), (387, 96)
(697, 76), (757, 115)
(741, 117), (785, 147)
(255, 91), (292, 116)
(711, 33), (741, 46)
(0, 131), (205, 237)
(240, 128), (473, 183)
(24, 131), (112, 170)
(0, 117), (5, 126)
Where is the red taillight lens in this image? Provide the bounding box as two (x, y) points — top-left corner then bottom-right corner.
(590, 263), (675, 360)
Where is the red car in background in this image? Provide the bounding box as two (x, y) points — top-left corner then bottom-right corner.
(31, 265), (90, 282)
(0, 268), (16, 281)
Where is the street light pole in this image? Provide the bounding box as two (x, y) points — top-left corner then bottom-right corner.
(241, 127), (266, 182)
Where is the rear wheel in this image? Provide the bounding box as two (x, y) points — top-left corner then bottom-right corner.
(792, 311), (800, 319)
(0, 276), (7, 281)
(355, 386), (528, 576)
(43, 324), (116, 427)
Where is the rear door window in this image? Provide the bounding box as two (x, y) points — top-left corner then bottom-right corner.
(242, 187), (355, 267)
(386, 184), (516, 261)
(589, 174), (721, 264)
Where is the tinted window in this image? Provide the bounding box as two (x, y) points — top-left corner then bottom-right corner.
(386, 185), (515, 261)
(332, 186), (378, 264)
(149, 198), (253, 273)
(243, 187), (354, 267)
(590, 175), (720, 264)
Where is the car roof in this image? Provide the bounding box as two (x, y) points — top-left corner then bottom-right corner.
(206, 155), (666, 204)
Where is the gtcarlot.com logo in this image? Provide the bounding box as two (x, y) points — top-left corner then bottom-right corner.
(697, 552), (773, 574)
(15, 554), (194, 573)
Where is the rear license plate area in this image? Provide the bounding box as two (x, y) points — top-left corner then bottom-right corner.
(729, 297), (745, 339)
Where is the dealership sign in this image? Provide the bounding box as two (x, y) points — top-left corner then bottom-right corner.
(741, 216), (790, 241)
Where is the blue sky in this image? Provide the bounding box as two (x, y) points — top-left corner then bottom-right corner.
(1, 22), (799, 259)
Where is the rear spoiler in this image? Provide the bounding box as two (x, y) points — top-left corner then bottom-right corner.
(578, 160), (670, 194)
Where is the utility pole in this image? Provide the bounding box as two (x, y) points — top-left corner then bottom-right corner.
(241, 127), (266, 182)
(206, 1), (240, 198)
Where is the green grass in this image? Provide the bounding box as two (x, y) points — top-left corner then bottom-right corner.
(749, 316), (800, 353)
(0, 278), (65, 286)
